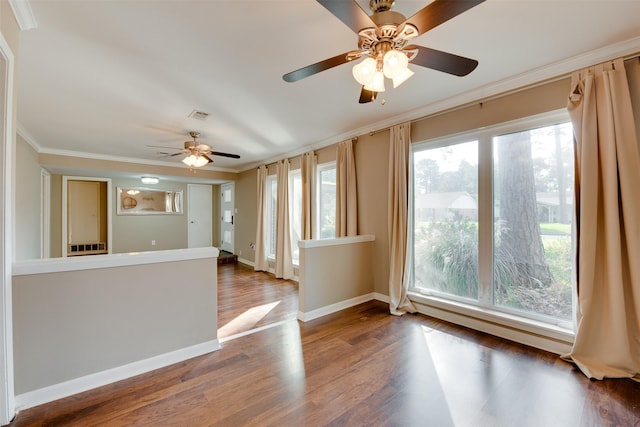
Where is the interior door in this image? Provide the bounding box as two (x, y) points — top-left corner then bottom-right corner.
(187, 184), (212, 248)
(220, 182), (234, 253)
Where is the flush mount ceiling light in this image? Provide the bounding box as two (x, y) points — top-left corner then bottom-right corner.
(141, 176), (159, 184)
(283, 0), (484, 103)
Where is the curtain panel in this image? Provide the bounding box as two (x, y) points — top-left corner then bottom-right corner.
(336, 139), (358, 237)
(301, 151), (316, 240)
(388, 122), (417, 316)
(254, 165), (269, 272)
(563, 57), (640, 381)
(275, 159), (294, 279)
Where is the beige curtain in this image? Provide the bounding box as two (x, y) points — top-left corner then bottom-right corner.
(563, 57), (640, 380)
(254, 165), (269, 272)
(336, 140), (358, 237)
(388, 123), (417, 316)
(275, 159), (294, 279)
(301, 151), (316, 240)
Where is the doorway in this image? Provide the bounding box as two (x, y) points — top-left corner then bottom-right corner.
(187, 184), (212, 248)
(220, 182), (234, 254)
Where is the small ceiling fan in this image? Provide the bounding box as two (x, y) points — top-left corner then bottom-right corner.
(282, 0), (485, 103)
(149, 131), (240, 168)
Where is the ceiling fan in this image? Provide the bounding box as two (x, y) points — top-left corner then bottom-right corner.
(282, 0), (485, 103)
(149, 131), (240, 168)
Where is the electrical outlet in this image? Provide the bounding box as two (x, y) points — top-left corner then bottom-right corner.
(151, 240), (156, 246)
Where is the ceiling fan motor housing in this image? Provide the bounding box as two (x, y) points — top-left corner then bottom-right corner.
(369, 0), (395, 13)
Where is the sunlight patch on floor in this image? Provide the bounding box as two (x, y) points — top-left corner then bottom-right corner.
(218, 300), (281, 339)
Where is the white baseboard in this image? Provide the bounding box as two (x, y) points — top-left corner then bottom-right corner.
(373, 292), (390, 303)
(237, 257), (254, 267)
(15, 339), (221, 411)
(298, 293), (375, 322)
(411, 298), (573, 355)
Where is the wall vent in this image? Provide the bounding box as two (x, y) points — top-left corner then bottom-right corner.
(68, 242), (107, 256)
(188, 110), (210, 120)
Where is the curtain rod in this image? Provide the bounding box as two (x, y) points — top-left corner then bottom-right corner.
(368, 52), (640, 137)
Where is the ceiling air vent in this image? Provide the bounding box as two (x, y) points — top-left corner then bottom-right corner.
(188, 110), (210, 120)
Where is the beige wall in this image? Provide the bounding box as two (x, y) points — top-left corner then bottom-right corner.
(111, 177), (189, 253)
(13, 255), (218, 395)
(15, 136), (42, 260)
(298, 238), (375, 314)
(234, 167), (257, 261)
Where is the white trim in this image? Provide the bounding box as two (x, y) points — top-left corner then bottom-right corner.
(373, 292), (390, 304)
(8, 0), (37, 31)
(297, 293), (375, 322)
(410, 294), (573, 355)
(14, 339), (221, 411)
(16, 123), (40, 152)
(0, 30), (15, 425)
(13, 246), (219, 276)
(237, 257), (254, 267)
(298, 234), (375, 249)
(61, 176), (112, 258)
(40, 169), (50, 259)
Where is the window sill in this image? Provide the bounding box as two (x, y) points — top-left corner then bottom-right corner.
(408, 291), (574, 355)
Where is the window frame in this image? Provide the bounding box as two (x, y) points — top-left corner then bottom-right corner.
(409, 109), (575, 337)
(289, 168), (302, 265)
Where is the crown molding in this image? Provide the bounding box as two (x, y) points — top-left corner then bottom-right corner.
(16, 122), (41, 151)
(8, 0), (37, 31)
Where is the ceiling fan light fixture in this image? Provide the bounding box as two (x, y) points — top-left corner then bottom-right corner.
(352, 57), (377, 86)
(382, 49), (408, 79)
(182, 153), (209, 168)
(364, 70), (386, 92)
(392, 67), (415, 88)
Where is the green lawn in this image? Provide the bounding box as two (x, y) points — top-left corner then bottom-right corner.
(540, 223), (571, 235)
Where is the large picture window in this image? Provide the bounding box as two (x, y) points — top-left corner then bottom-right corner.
(411, 112), (574, 328)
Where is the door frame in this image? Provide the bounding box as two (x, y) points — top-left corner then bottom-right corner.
(61, 176), (112, 257)
(0, 30), (15, 424)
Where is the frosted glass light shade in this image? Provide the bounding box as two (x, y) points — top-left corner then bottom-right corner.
(141, 176), (159, 184)
(182, 154), (209, 168)
(383, 49), (409, 79)
(352, 57), (377, 86)
(364, 70), (386, 92)
(392, 67), (415, 88)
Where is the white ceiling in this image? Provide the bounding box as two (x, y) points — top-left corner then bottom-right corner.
(16, 0), (640, 174)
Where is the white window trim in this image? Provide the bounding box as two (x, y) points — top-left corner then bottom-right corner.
(265, 174), (277, 261)
(289, 169), (302, 267)
(410, 109), (575, 353)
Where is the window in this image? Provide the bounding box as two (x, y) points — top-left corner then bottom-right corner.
(289, 170), (302, 264)
(265, 175), (277, 259)
(412, 112), (575, 327)
(317, 162), (336, 239)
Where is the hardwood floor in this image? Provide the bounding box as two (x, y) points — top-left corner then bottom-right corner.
(217, 262), (298, 339)
(10, 264), (640, 426)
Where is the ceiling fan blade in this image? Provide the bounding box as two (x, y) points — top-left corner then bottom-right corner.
(283, 51), (358, 82)
(147, 144), (182, 150)
(402, 0), (485, 37)
(316, 0), (377, 34)
(358, 86), (377, 104)
(406, 45), (478, 76)
(170, 152), (184, 157)
(202, 154), (214, 164)
(209, 151), (241, 159)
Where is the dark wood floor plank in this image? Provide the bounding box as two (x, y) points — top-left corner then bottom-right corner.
(10, 265), (640, 426)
